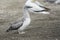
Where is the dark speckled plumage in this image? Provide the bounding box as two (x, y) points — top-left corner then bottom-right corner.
(6, 18), (24, 32)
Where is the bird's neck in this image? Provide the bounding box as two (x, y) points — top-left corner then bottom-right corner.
(23, 8), (30, 19)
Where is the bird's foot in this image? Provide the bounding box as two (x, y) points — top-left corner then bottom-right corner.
(18, 31), (25, 34)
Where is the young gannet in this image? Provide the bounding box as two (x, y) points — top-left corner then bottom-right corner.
(6, 6), (32, 34)
(25, 0), (50, 14)
(6, 0), (50, 34)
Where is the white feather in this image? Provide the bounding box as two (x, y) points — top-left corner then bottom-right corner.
(25, 0), (50, 14)
(18, 8), (31, 34)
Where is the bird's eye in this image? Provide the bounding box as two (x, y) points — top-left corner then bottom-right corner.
(25, 6), (32, 8)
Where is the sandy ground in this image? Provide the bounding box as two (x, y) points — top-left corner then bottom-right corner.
(0, 0), (60, 40)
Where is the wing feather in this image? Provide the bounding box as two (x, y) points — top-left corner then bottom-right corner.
(6, 17), (25, 32)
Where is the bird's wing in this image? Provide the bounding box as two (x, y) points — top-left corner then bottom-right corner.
(10, 17), (24, 25)
(10, 17), (25, 27)
(10, 22), (23, 30)
(6, 22), (23, 32)
(6, 17), (25, 32)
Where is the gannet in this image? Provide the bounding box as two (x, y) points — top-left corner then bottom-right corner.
(6, 0), (50, 34)
(25, 0), (50, 14)
(6, 6), (32, 34)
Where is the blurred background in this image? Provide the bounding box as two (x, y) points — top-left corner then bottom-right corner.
(0, 0), (60, 40)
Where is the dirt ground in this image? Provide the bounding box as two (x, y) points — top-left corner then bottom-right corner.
(0, 0), (60, 40)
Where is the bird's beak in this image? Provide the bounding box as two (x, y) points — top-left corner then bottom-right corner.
(41, 12), (50, 14)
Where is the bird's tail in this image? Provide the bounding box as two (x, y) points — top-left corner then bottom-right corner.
(6, 26), (12, 32)
(6, 28), (11, 32)
(6, 29), (10, 32)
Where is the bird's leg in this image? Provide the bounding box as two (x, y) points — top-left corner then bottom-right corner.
(19, 31), (25, 34)
(18, 29), (25, 34)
